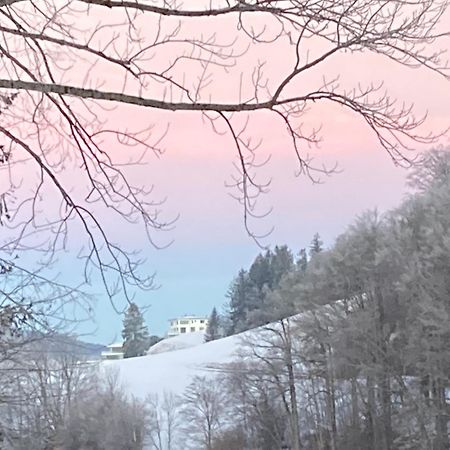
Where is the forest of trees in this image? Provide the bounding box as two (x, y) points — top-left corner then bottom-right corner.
(0, 0), (449, 448)
(0, 151), (448, 449)
(225, 245), (297, 334)
(192, 149), (449, 450)
(224, 232), (328, 335)
(0, 337), (148, 449)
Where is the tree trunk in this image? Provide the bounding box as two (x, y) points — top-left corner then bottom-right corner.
(380, 373), (392, 450)
(282, 320), (301, 450)
(323, 344), (337, 450)
(287, 350), (301, 450)
(367, 374), (378, 450)
(433, 379), (449, 450)
(310, 376), (325, 450)
(351, 377), (360, 432)
(375, 287), (392, 450)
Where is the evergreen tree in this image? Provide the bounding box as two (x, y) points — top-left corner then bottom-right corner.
(121, 303), (150, 358)
(226, 247), (297, 334)
(227, 269), (258, 335)
(270, 245), (294, 285)
(205, 307), (220, 342)
(296, 248), (308, 273)
(248, 252), (273, 291)
(309, 232), (323, 257)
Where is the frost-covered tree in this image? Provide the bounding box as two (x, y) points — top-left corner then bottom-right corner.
(122, 303), (150, 358)
(209, 150), (450, 449)
(270, 246), (294, 286)
(182, 376), (227, 450)
(296, 248), (308, 273)
(309, 233), (324, 257)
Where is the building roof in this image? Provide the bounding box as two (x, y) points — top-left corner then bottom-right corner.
(102, 351), (123, 356)
(168, 315), (208, 321)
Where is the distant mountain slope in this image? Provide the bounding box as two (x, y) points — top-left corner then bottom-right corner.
(26, 332), (107, 360)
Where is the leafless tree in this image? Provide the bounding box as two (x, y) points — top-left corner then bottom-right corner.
(0, 0), (448, 308)
(146, 391), (182, 450)
(182, 376), (228, 450)
(232, 309), (351, 450)
(0, 342), (95, 449)
(222, 360), (287, 450)
(58, 368), (147, 450)
(238, 318), (304, 450)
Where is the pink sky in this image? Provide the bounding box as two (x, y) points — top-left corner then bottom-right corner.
(78, 8), (450, 339)
(2, 2), (449, 340)
(91, 80), (449, 340)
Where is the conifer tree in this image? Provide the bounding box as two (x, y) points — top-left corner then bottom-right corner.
(227, 269), (257, 335)
(248, 252), (273, 291)
(296, 248), (308, 273)
(226, 247), (296, 334)
(309, 233), (323, 257)
(121, 303), (150, 358)
(205, 307), (220, 342)
(271, 245), (294, 285)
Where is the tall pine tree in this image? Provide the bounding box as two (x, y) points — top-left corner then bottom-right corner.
(205, 307), (220, 342)
(121, 303), (150, 358)
(309, 232), (323, 257)
(227, 269), (258, 335)
(271, 245), (294, 285)
(296, 248), (308, 273)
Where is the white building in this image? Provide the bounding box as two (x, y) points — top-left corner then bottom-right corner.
(101, 342), (124, 360)
(168, 315), (208, 337)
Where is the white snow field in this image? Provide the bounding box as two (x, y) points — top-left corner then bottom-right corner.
(147, 331), (205, 355)
(104, 332), (243, 398)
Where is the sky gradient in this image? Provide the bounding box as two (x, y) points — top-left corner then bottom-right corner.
(85, 125), (423, 343)
(84, 70), (450, 343)
(36, 5), (450, 344)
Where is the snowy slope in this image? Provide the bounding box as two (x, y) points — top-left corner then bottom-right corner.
(104, 332), (242, 398)
(147, 331), (205, 355)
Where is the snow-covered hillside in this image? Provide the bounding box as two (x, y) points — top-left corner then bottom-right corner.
(147, 331), (205, 355)
(105, 332), (243, 398)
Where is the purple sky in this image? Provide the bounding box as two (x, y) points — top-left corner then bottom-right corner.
(85, 121), (419, 343)
(48, 6), (450, 343)
(85, 74), (449, 343)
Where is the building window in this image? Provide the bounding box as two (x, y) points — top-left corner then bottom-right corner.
(190, 327), (195, 332)
(200, 327), (204, 330)
(200, 320), (204, 323)
(180, 327), (186, 333)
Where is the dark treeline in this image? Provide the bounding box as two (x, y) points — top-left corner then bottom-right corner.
(201, 149), (450, 450)
(223, 234), (323, 336)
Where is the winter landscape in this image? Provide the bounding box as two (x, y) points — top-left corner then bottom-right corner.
(0, 0), (449, 449)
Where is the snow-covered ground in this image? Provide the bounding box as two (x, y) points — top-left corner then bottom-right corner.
(147, 331), (205, 355)
(104, 332), (243, 398)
